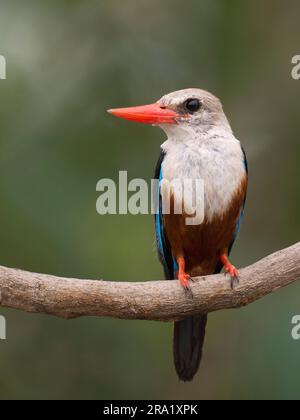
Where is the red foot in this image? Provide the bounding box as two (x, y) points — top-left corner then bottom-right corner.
(178, 272), (191, 289)
(220, 253), (239, 289)
(224, 263), (239, 279)
(177, 257), (193, 297)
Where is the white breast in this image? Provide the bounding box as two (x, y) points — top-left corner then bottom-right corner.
(160, 128), (245, 222)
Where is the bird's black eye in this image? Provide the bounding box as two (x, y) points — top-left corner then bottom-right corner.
(185, 98), (201, 114)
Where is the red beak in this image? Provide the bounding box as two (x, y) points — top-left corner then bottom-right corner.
(107, 103), (177, 125)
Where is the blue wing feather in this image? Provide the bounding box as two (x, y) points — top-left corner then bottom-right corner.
(154, 150), (176, 279)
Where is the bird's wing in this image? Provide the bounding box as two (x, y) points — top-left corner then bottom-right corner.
(228, 146), (248, 255)
(154, 149), (176, 280)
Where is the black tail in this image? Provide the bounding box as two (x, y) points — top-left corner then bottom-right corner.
(173, 314), (207, 381)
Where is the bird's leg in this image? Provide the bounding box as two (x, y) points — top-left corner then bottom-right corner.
(177, 256), (193, 298)
(219, 251), (239, 289)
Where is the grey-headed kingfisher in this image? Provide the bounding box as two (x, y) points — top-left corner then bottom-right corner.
(108, 89), (248, 381)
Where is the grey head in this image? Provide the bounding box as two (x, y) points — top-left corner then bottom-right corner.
(157, 88), (231, 135)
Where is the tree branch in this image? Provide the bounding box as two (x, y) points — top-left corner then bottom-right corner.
(0, 243), (299, 322)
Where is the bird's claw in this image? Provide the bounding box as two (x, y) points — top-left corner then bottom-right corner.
(178, 273), (193, 299)
(224, 264), (240, 290)
(230, 275), (239, 290)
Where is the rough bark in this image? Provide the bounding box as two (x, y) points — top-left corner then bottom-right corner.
(0, 243), (299, 322)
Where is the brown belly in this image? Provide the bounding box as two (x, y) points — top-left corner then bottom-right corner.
(164, 178), (247, 276)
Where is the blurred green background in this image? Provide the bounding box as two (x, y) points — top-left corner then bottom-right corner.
(0, 0), (299, 400)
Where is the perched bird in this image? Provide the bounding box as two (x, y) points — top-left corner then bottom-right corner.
(108, 88), (248, 381)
